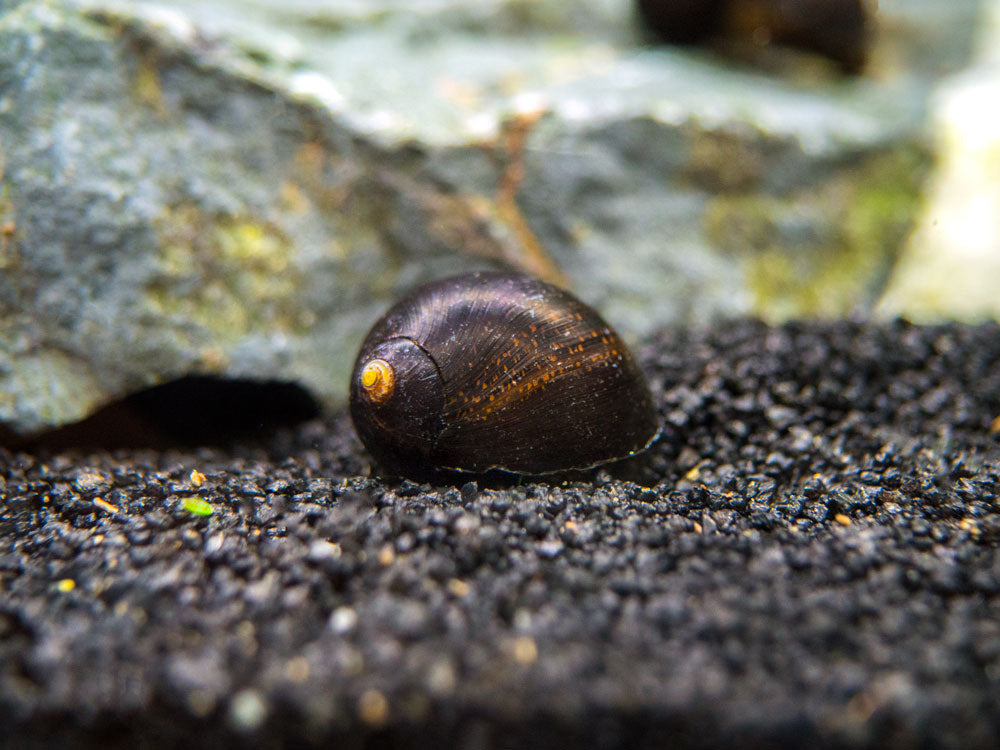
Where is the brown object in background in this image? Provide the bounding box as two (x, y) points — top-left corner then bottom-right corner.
(636, 0), (871, 74)
(635, 0), (727, 44)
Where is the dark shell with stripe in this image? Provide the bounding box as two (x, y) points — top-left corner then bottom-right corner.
(349, 271), (658, 478)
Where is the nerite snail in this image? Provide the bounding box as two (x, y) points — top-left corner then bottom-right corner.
(349, 271), (659, 479)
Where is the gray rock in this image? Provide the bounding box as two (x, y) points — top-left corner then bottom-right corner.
(875, 0), (984, 78)
(0, 0), (975, 435)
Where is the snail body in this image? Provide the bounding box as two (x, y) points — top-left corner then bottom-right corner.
(349, 271), (658, 478)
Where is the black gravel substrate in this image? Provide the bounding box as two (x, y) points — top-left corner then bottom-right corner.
(2, 319), (1000, 749)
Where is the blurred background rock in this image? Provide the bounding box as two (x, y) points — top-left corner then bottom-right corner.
(0, 0), (995, 438)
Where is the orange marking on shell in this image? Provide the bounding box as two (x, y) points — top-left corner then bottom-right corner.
(359, 359), (395, 405)
(451, 314), (631, 421)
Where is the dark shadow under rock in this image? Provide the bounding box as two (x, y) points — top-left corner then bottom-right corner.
(3, 377), (321, 452)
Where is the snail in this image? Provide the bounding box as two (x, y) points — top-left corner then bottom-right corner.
(349, 271), (659, 479)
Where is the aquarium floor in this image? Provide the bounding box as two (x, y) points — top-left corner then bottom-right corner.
(2, 319), (1000, 749)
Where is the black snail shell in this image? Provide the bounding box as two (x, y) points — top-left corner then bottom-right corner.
(349, 271), (658, 478)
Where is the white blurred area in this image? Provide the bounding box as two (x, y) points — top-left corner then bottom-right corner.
(879, 0), (1000, 321)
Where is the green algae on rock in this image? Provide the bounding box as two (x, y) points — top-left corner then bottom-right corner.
(703, 145), (930, 320)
